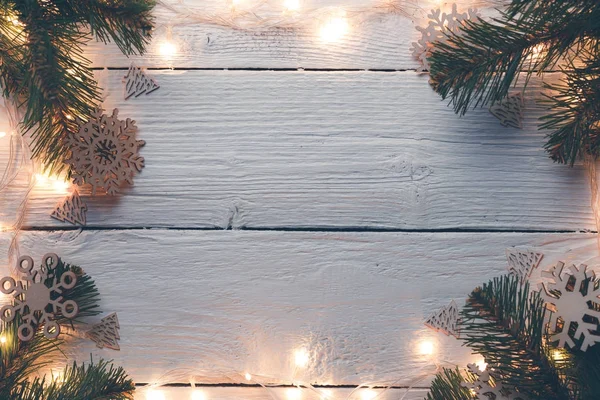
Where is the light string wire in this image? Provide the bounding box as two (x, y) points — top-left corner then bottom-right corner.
(584, 154), (600, 248)
(0, 96), (35, 273)
(155, 0), (424, 32)
(140, 357), (463, 399)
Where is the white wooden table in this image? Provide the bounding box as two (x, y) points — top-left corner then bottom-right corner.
(0, 1), (596, 399)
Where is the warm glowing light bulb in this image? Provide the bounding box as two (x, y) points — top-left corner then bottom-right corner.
(191, 390), (207, 400)
(287, 388), (302, 400)
(0, 132), (6, 138)
(552, 349), (566, 361)
(319, 15), (349, 43)
(294, 348), (310, 368)
(283, 0), (299, 11)
(475, 358), (487, 371)
(0, 336), (6, 344)
(418, 340), (435, 356)
(146, 389), (166, 400)
(360, 389), (377, 400)
(245, 373), (252, 381)
(159, 41), (177, 58)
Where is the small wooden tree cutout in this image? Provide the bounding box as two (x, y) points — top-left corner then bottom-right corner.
(424, 299), (460, 338)
(123, 64), (160, 100)
(51, 190), (87, 226)
(86, 312), (121, 350)
(505, 248), (543, 282)
(489, 93), (524, 128)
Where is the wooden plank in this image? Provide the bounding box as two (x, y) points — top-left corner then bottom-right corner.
(1, 230), (595, 384)
(2, 71), (593, 231)
(83, 0), (502, 69)
(133, 386), (429, 400)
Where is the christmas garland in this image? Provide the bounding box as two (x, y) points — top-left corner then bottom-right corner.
(0, 253), (131, 399)
(426, 0), (600, 166)
(425, 250), (600, 400)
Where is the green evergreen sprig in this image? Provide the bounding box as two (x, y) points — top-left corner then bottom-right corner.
(0, 257), (134, 399)
(428, 0), (600, 165)
(0, 0), (155, 174)
(425, 274), (600, 400)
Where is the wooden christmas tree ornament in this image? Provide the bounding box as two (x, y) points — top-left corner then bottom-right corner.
(505, 248), (543, 282)
(489, 93), (525, 129)
(424, 299), (460, 338)
(86, 313), (121, 350)
(123, 64), (160, 100)
(51, 190), (88, 226)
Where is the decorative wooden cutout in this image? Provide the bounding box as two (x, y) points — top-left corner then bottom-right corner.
(86, 312), (121, 350)
(123, 64), (160, 100)
(540, 262), (600, 351)
(412, 4), (480, 72)
(462, 364), (528, 400)
(505, 248), (543, 282)
(65, 107), (145, 196)
(0, 254), (78, 341)
(489, 93), (524, 128)
(51, 190), (87, 226)
(424, 299), (460, 338)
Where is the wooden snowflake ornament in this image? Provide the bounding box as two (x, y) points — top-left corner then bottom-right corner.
(86, 313), (121, 350)
(489, 93), (525, 129)
(51, 190), (87, 226)
(462, 364), (528, 400)
(540, 262), (600, 351)
(0, 254), (78, 341)
(424, 299), (460, 338)
(412, 4), (479, 72)
(65, 108), (145, 195)
(505, 248), (543, 282)
(123, 64), (160, 99)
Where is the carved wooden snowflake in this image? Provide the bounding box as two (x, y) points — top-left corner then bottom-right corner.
(51, 190), (87, 226)
(540, 262), (600, 351)
(123, 64), (160, 100)
(425, 299), (460, 337)
(489, 93), (524, 129)
(65, 108), (145, 195)
(462, 364), (528, 400)
(0, 254), (78, 341)
(506, 248), (543, 283)
(412, 3), (479, 72)
(86, 312), (121, 350)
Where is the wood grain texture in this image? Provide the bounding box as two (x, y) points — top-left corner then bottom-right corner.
(1, 230), (595, 385)
(1, 71), (592, 230)
(83, 0), (501, 69)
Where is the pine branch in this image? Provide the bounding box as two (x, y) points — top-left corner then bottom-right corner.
(0, 0), (155, 173)
(541, 56), (600, 165)
(459, 274), (569, 399)
(9, 358), (135, 400)
(47, 258), (102, 321)
(428, 0), (600, 164)
(425, 367), (475, 400)
(0, 256), (103, 396)
(0, 320), (61, 398)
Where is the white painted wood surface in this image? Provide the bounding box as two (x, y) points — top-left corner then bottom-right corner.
(0, 1), (597, 398)
(1, 231), (597, 388)
(1, 71), (593, 231)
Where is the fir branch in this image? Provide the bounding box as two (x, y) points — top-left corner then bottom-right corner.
(10, 358), (135, 400)
(0, 320), (60, 399)
(428, 0), (600, 164)
(47, 258), (102, 321)
(0, 0), (155, 173)
(460, 274), (569, 399)
(425, 367), (475, 400)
